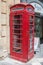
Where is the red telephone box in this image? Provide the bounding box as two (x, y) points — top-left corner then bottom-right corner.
(10, 3), (35, 62)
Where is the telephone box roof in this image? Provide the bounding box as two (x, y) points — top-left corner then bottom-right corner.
(10, 3), (34, 9)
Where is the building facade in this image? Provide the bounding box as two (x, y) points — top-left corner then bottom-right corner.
(0, 0), (20, 55)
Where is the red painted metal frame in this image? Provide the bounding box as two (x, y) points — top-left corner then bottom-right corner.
(10, 3), (35, 62)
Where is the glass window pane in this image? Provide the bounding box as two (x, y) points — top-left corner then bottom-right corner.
(35, 16), (42, 37)
(12, 15), (22, 53)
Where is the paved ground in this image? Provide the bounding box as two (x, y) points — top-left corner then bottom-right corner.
(0, 56), (43, 65)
